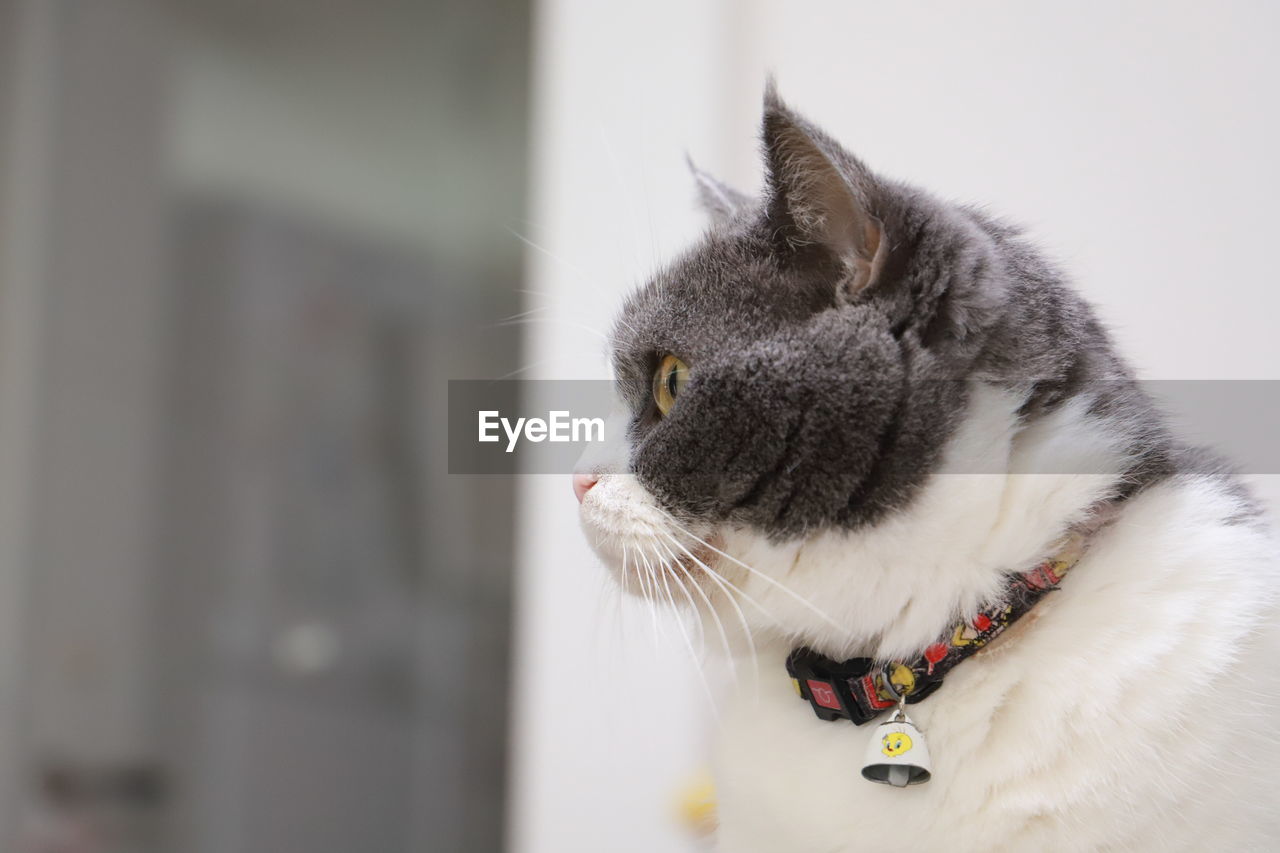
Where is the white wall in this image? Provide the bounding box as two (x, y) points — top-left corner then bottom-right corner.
(510, 3), (740, 853)
(513, 2), (1280, 851)
(733, 0), (1280, 382)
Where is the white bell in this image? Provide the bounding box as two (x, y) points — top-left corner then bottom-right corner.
(861, 710), (932, 787)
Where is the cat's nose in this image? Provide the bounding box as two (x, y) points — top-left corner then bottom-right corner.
(573, 472), (599, 503)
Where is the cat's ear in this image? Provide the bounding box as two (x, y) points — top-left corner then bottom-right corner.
(762, 81), (886, 297)
(686, 154), (751, 225)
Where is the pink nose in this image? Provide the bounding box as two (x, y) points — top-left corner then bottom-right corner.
(573, 472), (599, 503)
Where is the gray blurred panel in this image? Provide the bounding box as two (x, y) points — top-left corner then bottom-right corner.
(160, 200), (519, 853)
(2, 0), (528, 849)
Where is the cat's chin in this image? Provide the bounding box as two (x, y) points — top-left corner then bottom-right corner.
(577, 472), (723, 600)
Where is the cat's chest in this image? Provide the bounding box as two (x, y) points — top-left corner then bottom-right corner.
(709, 479), (1280, 852)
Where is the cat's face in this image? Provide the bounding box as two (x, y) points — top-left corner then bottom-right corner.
(577, 86), (1009, 618)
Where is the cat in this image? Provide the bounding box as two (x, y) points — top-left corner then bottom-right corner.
(575, 82), (1280, 852)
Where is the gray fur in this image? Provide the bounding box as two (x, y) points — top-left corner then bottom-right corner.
(611, 85), (1205, 538)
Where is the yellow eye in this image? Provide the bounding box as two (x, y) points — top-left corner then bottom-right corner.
(652, 354), (689, 416)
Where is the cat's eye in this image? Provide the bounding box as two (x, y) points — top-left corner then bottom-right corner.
(652, 354), (689, 416)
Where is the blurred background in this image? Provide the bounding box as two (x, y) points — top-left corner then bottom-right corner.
(0, 1), (1277, 852)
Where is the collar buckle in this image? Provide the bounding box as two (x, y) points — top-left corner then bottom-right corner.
(785, 649), (879, 725)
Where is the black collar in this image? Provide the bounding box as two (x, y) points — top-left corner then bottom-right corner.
(786, 505), (1116, 725)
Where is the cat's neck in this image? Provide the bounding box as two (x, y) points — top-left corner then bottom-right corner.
(720, 383), (1137, 660)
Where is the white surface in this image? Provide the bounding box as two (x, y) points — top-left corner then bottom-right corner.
(508, 3), (735, 852)
(733, 0), (1280, 382)
(511, 3), (1280, 851)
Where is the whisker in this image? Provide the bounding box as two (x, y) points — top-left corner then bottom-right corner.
(631, 543), (665, 650)
(504, 226), (593, 279)
(660, 531), (760, 692)
(622, 545), (651, 653)
(657, 538), (738, 685)
(666, 518), (853, 639)
(614, 564), (627, 655)
(660, 530), (787, 630)
(637, 544), (698, 652)
(588, 564), (615, 667)
(661, 553), (708, 656)
(492, 315), (610, 342)
(492, 355), (578, 381)
(611, 314), (640, 337)
(644, 543), (719, 713)
(494, 305), (550, 324)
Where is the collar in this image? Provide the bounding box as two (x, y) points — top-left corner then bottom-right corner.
(786, 504), (1118, 725)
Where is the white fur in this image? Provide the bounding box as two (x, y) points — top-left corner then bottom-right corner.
(579, 386), (1280, 851)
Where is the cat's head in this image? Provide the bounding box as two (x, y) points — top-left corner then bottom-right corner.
(575, 85), (1123, 637)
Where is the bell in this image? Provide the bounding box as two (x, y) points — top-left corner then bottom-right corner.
(861, 710), (932, 787)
